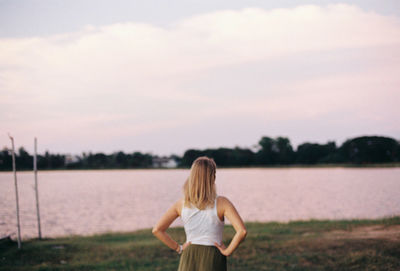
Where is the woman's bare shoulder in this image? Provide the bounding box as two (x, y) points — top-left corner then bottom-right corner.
(218, 195), (231, 201)
(217, 195), (233, 207)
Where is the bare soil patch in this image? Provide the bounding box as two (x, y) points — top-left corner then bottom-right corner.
(322, 225), (400, 241)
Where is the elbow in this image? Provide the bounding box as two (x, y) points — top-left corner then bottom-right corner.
(237, 228), (247, 240)
(152, 227), (160, 236)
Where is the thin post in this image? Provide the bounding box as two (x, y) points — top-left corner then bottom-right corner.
(8, 134), (21, 249)
(34, 137), (42, 239)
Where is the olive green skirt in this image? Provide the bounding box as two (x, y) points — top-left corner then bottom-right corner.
(177, 244), (227, 271)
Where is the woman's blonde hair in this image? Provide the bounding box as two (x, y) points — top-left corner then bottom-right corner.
(183, 156), (217, 210)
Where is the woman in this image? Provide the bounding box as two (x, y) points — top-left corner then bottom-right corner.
(152, 156), (247, 271)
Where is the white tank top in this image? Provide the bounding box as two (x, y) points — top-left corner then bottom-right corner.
(181, 196), (224, 246)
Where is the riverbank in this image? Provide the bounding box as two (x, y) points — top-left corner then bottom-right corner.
(2, 162), (400, 172)
(1, 216), (399, 271)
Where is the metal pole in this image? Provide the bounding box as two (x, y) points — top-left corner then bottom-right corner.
(8, 134), (21, 249)
(34, 137), (42, 239)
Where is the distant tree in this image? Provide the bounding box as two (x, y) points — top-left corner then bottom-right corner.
(203, 148), (233, 166)
(87, 153), (108, 168)
(0, 148), (12, 170)
(49, 153), (66, 169)
(231, 147), (255, 166)
(130, 152), (153, 168)
(114, 151), (128, 168)
(37, 151), (65, 169)
(17, 147), (32, 170)
(296, 141), (337, 164)
(38, 151), (50, 169)
(317, 142), (344, 163)
(256, 136), (276, 165)
(180, 147), (255, 167)
(181, 149), (204, 167)
(339, 136), (399, 164)
(255, 136), (294, 165)
(397, 140), (400, 162)
(275, 137), (295, 164)
(1, 135), (398, 171)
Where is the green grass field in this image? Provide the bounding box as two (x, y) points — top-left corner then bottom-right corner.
(1, 216), (399, 271)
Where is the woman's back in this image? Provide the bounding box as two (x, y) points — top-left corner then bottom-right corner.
(181, 196), (224, 246)
(152, 156), (246, 271)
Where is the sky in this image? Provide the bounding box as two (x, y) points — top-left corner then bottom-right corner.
(1, 0), (399, 156)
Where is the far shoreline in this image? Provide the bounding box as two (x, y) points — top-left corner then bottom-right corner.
(1, 162), (400, 172)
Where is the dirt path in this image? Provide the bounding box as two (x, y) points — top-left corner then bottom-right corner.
(322, 224), (400, 241)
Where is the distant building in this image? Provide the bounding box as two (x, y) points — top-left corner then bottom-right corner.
(65, 154), (80, 165)
(152, 157), (178, 168)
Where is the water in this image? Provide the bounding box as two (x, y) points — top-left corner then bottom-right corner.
(1, 168), (399, 240)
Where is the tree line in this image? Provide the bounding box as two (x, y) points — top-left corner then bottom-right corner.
(0, 135), (399, 171)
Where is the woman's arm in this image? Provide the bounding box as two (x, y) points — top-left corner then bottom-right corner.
(152, 199), (191, 252)
(214, 197), (247, 256)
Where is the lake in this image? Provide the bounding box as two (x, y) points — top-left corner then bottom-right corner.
(1, 168), (399, 240)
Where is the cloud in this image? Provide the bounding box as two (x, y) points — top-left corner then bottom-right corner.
(1, 4), (399, 154)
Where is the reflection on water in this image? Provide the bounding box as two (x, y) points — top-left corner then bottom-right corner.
(1, 168), (399, 240)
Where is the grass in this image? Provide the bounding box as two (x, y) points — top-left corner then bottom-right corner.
(1, 216), (399, 271)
